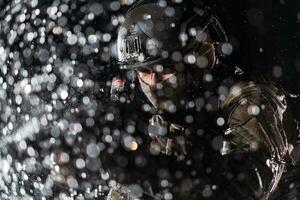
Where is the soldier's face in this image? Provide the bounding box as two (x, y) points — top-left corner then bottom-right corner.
(137, 64), (186, 113)
(137, 66), (175, 86)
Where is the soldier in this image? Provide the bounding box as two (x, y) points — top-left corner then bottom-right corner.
(115, 0), (227, 158)
(110, 0), (300, 199)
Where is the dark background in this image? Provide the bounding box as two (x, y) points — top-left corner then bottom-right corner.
(207, 0), (300, 94)
(1, 0), (300, 198)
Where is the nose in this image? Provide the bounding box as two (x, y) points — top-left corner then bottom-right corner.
(148, 71), (159, 86)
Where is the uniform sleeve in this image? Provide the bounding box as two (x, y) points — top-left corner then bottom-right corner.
(220, 82), (293, 198)
(220, 82), (290, 159)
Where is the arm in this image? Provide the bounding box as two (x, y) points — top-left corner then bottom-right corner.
(220, 81), (296, 198)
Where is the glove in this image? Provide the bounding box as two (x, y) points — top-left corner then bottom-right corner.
(107, 184), (133, 200)
(148, 114), (188, 158)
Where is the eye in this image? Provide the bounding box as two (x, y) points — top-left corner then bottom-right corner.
(137, 68), (152, 74)
(162, 66), (176, 74)
(153, 64), (164, 73)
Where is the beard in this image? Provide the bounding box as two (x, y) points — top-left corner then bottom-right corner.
(138, 73), (186, 114)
